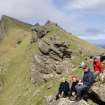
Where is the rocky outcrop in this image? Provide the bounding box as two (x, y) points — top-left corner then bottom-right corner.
(38, 38), (72, 60)
(31, 24), (49, 42)
(0, 16), (7, 40)
(31, 25), (72, 84)
(31, 41), (72, 84)
(45, 97), (89, 105)
(92, 83), (105, 102)
(45, 20), (58, 26)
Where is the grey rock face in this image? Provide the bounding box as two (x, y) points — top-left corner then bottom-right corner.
(38, 37), (72, 60)
(0, 17), (7, 40)
(31, 25), (72, 84)
(31, 25), (49, 43)
(31, 52), (72, 84)
(45, 20), (58, 26)
(92, 83), (105, 102)
(45, 97), (89, 105)
(38, 40), (50, 54)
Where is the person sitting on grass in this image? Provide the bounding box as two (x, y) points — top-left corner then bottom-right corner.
(56, 77), (70, 100)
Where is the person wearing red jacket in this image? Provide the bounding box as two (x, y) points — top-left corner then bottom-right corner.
(93, 57), (104, 81)
(93, 58), (103, 73)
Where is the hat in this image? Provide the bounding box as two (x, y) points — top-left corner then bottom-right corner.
(82, 65), (87, 69)
(80, 61), (85, 68)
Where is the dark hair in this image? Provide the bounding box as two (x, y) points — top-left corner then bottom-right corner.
(93, 57), (97, 65)
(90, 56), (93, 59)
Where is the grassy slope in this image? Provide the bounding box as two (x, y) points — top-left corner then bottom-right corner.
(0, 18), (104, 105)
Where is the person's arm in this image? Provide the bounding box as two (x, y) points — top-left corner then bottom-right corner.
(66, 82), (70, 91)
(59, 82), (63, 92)
(87, 72), (94, 86)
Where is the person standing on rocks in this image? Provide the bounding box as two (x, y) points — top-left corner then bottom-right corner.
(75, 64), (95, 101)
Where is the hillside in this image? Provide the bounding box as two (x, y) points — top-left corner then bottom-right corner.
(0, 15), (104, 105)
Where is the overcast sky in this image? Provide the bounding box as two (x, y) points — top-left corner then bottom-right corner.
(0, 0), (105, 47)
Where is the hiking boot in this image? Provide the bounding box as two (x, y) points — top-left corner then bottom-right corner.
(76, 96), (81, 101)
(69, 96), (76, 101)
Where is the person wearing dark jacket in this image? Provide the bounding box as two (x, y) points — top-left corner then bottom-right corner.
(56, 78), (70, 100)
(70, 76), (79, 96)
(75, 65), (94, 101)
(69, 76), (79, 101)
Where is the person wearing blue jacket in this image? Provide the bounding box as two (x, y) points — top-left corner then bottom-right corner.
(75, 64), (94, 101)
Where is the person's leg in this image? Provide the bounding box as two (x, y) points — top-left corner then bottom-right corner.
(56, 91), (61, 100)
(69, 87), (76, 100)
(56, 94), (60, 100)
(75, 85), (84, 99)
(69, 86), (74, 97)
(56, 90), (63, 100)
(60, 91), (64, 98)
(75, 85), (89, 101)
(82, 86), (89, 100)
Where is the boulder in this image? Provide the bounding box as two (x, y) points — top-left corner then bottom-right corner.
(31, 52), (71, 84)
(38, 40), (50, 54)
(31, 30), (37, 43)
(0, 17), (7, 40)
(92, 83), (105, 101)
(38, 37), (72, 60)
(45, 97), (89, 105)
(49, 51), (62, 61)
(45, 20), (58, 26)
(31, 36), (72, 84)
(32, 25), (49, 40)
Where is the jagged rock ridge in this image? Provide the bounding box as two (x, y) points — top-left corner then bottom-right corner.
(31, 24), (72, 84)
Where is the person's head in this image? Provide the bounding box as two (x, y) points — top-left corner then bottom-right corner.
(89, 56), (94, 62)
(72, 76), (78, 82)
(90, 56), (93, 59)
(80, 61), (85, 68)
(61, 77), (66, 82)
(101, 53), (105, 56)
(93, 57), (97, 63)
(82, 64), (89, 72)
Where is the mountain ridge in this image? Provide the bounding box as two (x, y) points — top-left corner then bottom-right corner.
(0, 15), (104, 105)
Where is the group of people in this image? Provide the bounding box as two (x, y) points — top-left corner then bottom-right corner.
(56, 53), (105, 101)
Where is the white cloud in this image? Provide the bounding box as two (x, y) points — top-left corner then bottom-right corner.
(0, 0), (83, 34)
(0, 0), (82, 35)
(0, 0), (105, 46)
(0, 0), (33, 19)
(1, 0), (78, 26)
(65, 0), (105, 10)
(79, 34), (105, 40)
(0, 0), (66, 23)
